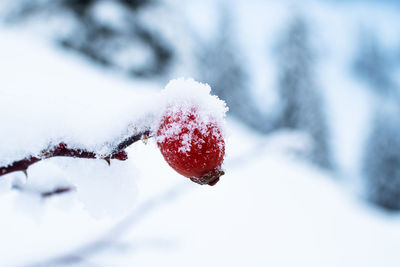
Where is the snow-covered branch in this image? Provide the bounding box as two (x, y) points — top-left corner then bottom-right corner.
(0, 131), (150, 177)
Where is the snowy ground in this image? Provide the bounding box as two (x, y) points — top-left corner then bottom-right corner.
(1, 1), (400, 266)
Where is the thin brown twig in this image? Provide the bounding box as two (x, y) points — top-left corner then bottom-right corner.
(41, 187), (75, 198)
(11, 183), (76, 198)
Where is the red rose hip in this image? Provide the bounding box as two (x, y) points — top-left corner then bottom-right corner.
(156, 107), (225, 185)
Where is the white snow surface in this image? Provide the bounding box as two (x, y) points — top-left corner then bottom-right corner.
(1, 1), (400, 267)
(0, 32), (149, 166)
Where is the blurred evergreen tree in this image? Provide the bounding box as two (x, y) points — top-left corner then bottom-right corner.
(5, 0), (173, 78)
(353, 31), (395, 96)
(196, 7), (272, 133)
(362, 102), (400, 211)
(276, 16), (333, 169)
(354, 29), (400, 211)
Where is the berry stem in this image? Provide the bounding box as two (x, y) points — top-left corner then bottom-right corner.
(0, 130), (151, 177)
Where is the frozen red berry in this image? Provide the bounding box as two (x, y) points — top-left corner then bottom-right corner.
(156, 107), (225, 185)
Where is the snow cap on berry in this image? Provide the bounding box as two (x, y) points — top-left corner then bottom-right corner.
(154, 78), (228, 135)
